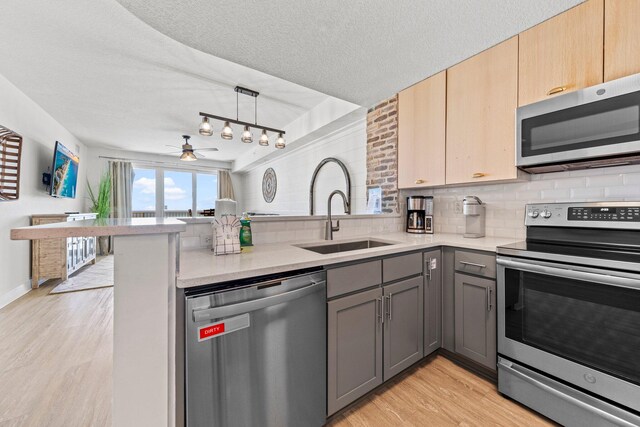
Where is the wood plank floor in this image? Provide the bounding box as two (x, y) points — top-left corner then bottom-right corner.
(328, 356), (556, 427)
(0, 283), (113, 426)
(0, 283), (554, 427)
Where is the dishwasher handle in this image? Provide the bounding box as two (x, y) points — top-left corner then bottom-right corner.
(193, 280), (325, 322)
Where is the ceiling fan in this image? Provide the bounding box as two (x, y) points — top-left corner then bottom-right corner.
(166, 135), (218, 161)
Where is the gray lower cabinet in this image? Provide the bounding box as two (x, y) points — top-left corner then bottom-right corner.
(423, 249), (442, 356)
(327, 287), (383, 416)
(454, 272), (496, 370)
(383, 276), (424, 380)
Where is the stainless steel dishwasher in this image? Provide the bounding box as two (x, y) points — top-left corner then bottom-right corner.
(184, 269), (326, 427)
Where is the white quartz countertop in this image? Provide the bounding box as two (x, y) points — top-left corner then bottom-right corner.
(10, 217), (186, 240)
(177, 232), (518, 288)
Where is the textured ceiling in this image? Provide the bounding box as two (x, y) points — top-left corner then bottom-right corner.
(115, 0), (583, 106)
(0, 0), (334, 161)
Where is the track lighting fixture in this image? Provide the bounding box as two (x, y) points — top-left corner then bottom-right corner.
(221, 121), (233, 140)
(241, 126), (253, 143)
(198, 86), (286, 149)
(199, 117), (213, 136)
(259, 129), (269, 146)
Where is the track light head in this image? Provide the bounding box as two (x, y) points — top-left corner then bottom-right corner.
(199, 117), (213, 136)
(241, 125), (253, 143)
(221, 121), (233, 140)
(259, 129), (269, 146)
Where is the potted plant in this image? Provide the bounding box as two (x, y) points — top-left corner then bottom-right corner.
(87, 170), (111, 255)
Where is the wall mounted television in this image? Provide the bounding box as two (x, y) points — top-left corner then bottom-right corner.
(50, 141), (79, 198)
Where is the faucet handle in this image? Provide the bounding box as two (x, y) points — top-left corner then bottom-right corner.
(332, 220), (340, 232)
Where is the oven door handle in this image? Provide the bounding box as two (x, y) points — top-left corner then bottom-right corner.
(497, 359), (640, 427)
(497, 258), (640, 290)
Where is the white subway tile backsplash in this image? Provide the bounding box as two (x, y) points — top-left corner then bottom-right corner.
(402, 163), (640, 239)
(570, 187), (605, 199)
(586, 174), (625, 187)
(540, 188), (572, 201)
(553, 177), (586, 189)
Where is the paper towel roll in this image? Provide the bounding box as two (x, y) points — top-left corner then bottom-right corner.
(215, 198), (237, 218)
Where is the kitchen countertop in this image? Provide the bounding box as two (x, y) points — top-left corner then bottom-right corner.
(10, 217), (186, 240)
(178, 232), (518, 288)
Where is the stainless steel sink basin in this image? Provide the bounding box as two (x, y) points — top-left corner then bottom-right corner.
(296, 239), (397, 255)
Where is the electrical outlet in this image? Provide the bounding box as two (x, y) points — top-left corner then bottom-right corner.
(454, 200), (463, 215)
(201, 235), (213, 246)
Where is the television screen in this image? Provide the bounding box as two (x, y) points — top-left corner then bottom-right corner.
(50, 141), (79, 198)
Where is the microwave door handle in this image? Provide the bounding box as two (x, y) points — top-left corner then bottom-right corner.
(497, 258), (640, 291)
(192, 280), (325, 322)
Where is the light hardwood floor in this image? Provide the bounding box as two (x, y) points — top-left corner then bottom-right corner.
(328, 356), (556, 427)
(0, 283), (112, 426)
(0, 284), (553, 427)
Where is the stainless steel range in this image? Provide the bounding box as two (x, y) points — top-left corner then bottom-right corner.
(496, 202), (640, 427)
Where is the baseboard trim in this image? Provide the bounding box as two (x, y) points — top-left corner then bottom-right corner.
(0, 281), (32, 309)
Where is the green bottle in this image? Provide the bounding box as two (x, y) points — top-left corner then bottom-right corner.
(239, 212), (253, 247)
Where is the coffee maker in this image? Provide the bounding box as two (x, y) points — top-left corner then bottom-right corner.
(463, 196), (485, 238)
(406, 196), (433, 234)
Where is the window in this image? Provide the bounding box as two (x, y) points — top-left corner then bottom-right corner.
(132, 168), (156, 215)
(163, 170), (193, 215)
(131, 166), (218, 217)
(197, 173), (218, 212)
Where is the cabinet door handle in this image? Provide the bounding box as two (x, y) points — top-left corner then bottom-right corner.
(386, 294), (392, 320)
(415, 179), (425, 184)
(547, 86), (566, 96)
(472, 172), (485, 178)
(376, 297), (384, 324)
(425, 257), (433, 281)
(487, 288), (493, 312)
(459, 260), (487, 269)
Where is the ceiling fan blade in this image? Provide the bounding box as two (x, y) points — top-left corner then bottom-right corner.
(194, 148), (219, 152)
(196, 152), (206, 158)
(165, 145), (182, 149)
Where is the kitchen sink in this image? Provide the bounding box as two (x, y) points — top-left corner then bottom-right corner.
(296, 239), (398, 254)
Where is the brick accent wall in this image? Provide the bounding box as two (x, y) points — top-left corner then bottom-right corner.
(366, 95), (398, 214)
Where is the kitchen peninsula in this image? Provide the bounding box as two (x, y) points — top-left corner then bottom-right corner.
(12, 218), (518, 426)
(11, 218), (185, 427)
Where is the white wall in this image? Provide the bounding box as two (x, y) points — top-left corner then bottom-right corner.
(236, 120), (368, 215)
(403, 164), (640, 240)
(0, 73), (88, 308)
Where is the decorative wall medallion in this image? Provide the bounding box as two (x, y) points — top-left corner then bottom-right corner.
(262, 168), (277, 203)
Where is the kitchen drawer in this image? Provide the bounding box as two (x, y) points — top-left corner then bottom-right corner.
(454, 250), (496, 279)
(327, 260), (382, 298)
(382, 252), (422, 283)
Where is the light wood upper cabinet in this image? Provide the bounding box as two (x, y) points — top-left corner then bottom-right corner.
(398, 71), (446, 189)
(445, 37), (519, 185)
(604, 0), (640, 82)
(518, 0), (604, 106)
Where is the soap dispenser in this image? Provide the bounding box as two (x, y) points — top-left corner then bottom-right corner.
(463, 196), (485, 238)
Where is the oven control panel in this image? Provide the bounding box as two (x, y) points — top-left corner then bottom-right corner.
(525, 202), (640, 229)
(568, 206), (640, 221)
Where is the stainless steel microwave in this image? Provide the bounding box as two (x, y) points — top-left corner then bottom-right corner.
(516, 73), (640, 173)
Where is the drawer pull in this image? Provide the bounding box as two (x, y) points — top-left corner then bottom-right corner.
(547, 86), (566, 96)
(460, 261), (487, 269)
(415, 179), (425, 184)
(472, 173), (485, 178)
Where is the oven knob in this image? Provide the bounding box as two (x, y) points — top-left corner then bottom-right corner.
(528, 210), (539, 218)
(542, 210), (552, 218)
